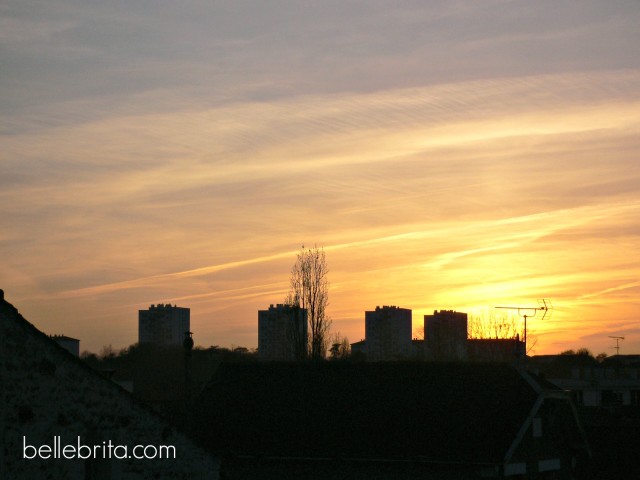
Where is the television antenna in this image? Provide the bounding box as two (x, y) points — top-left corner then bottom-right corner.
(494, 299), (552, 355)
(608, 336), (625, 355)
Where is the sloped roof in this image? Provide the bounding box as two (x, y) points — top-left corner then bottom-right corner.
(0, 290), (216, 479)
(193, 361), (539, 463)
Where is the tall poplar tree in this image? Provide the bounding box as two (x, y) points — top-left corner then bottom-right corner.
(286, 245), (331, 360)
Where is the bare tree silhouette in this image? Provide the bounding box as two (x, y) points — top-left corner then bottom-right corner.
(286, 245), (331, 360)
(468, 310), (520, 340)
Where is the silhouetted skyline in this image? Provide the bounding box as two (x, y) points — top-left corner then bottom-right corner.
(1, 1), (639, 355)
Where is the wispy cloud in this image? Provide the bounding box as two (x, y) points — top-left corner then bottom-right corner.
(2, 1), (640, 353)
(578, 282), (640, 301)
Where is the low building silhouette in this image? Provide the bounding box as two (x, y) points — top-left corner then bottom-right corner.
(350, 339), (366, 358)
(468, 337), (525, 362)
(50, 334), (80, 357)
(529, 354), (640, 408)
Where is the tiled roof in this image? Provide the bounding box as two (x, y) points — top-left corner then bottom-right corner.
(194, 361), (539, 462)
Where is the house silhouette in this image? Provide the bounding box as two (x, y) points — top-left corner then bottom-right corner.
(193, 361), (590, 479)
(0, 290), (217, 479)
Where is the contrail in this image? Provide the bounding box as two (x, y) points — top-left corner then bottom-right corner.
(58, 200), (639, 299)
(58, 250), (300, 298)
(578, 281), (640, 300)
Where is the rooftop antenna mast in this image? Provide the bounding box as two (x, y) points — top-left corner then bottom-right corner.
(494, 299), (552, 356)
(608, 336), (625, 355)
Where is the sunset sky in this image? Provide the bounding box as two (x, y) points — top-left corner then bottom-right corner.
(2, 1), (639, 355)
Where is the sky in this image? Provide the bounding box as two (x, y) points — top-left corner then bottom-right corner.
(2, 0), (639, 355)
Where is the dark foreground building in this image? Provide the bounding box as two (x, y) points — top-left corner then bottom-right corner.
(0, 290), (217, 479)
(193, 361), (590, 479)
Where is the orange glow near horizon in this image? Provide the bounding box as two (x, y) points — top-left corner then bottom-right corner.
(2, 4), (640, 358)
